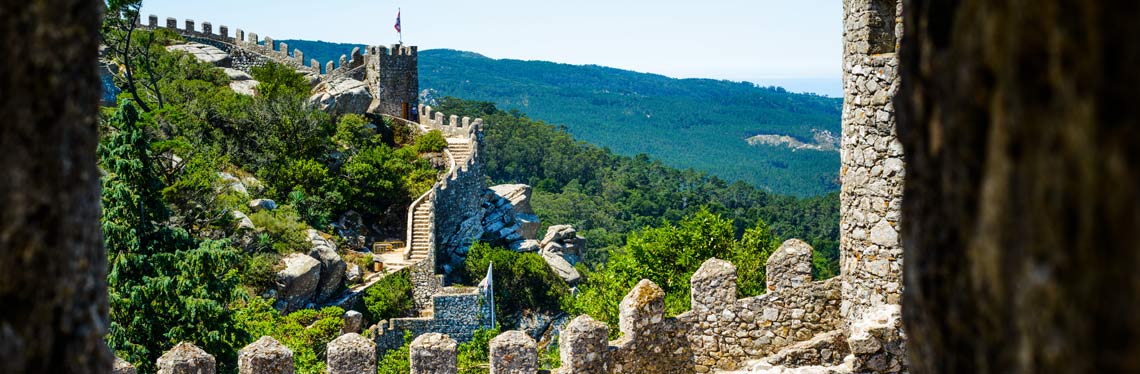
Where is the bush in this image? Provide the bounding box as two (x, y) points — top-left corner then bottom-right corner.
(415, 130), (448, 153)
(333, 113), (379, 151)
(235, 298), (345, 374)
(377, 332), (413, 374)
(241, 252), (282, 293)
(465, 243), (570, 328)
(247, 205), (311, 253)
(363, 270), (414, 323)
(251, 61), (310, 99)
(457, 327), (500, 374)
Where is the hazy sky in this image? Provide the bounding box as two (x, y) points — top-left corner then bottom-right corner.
(140, 0), (843, 95)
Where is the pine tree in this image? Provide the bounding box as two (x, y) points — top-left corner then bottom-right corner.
(101, 101), (246, 372)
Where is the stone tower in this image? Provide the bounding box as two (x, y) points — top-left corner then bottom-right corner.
(366, 44), (419, 120)
(840, 0), (904, 329)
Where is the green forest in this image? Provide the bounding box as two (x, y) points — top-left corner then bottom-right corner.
(282, 40), (843, 196)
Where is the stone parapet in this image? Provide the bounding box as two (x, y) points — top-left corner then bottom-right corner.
(156, 342), (215, 374)
(238, 336), (293, 374)
(327, 333), (376, 374)
(490, 330), (538, 374)
(411, 333), (458, 374)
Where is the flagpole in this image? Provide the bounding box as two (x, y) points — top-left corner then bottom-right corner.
(398, 7), (402, 44)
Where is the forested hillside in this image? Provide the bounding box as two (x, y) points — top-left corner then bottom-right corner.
(282, 41), (842, 196)
(433, 98), (839, 277)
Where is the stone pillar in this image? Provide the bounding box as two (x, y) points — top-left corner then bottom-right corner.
(618, 279), (666, 339)
(897, 0), (1140, 372)
(167, 17), (177, 29)
(0, 0), (111, 372)
(326, 333), (376, 374)
(840, 0), (905, 331)
(219, 25), (228, 39)
(238, 336), (293, 374)
(410, 333), (457, 374)
(559, 315), (609, 373)
(766, 239), (813, 292)
(184, 19), (194, 33)
(157, 342), (215, 374)
(342, 310), (364, 335)
(201, 22), (212, 35)
(114, 357), (137, 374)
(148, 14), (158, 27)
(690, 258), (737, 313)
(490, 331), (538, 374)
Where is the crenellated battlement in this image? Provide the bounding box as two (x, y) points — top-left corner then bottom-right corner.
(418, 105), (483, 138)
(141, 15), (369, 75)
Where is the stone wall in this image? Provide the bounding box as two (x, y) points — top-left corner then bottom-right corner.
(141, 16), (325, 74)
(417, 107), (487, 275)
(682, 245), (844, 372)
(371, 285), (494, 356)
(840, 0), (905, 340)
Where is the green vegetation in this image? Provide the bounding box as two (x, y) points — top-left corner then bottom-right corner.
(464, 243), (571, 328)
(99, 9), (441, 370)
(235, 299), (345, 374)
(376, 333), (413, 374)
(567, 209), (780, 335)
(363, 270), (415, 323)
(434, 98), (839, 278)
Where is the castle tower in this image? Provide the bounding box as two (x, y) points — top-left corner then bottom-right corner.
(366, 44), (419, 120)
(840, 0), (904, 328)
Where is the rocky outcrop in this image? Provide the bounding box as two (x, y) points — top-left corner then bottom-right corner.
(309, 76), (372, 115)
(489, 184), (540, 239)
(481, 184), (540, 251)
(538, 225), (586, 285)
(275, 254), (321, 311)
(306, 230), (346, 302)
(167, 43), (229, 65)
(248, 198), (276, 212)
(231, 210), (254, 230)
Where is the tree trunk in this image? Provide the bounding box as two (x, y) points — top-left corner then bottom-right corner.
(0, 0), (112, 373)
(897, 0), (1140, 372)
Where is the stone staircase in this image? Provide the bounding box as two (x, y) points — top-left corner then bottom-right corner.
(407, 203), (432, 264)
(446, 138), (473, 165)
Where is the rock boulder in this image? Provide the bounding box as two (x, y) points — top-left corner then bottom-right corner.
(309, 76), (372, 115)
(275, 253), (321, 311)
(307, 230), (346, 302)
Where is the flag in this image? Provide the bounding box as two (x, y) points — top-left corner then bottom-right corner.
(394, 10), (401, 33)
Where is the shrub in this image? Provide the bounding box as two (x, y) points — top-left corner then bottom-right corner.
(363, 270), (414, 323)
(250, 61), (310, 99)
(247, 205), (311, 253)
(457, 326), (500, 374)
(235, 298), (344, 374)
(465, 243), (570, 328)
(415, 130), (448, 153)
(376, 332), (413, 374)
(241, 252), (282, 293)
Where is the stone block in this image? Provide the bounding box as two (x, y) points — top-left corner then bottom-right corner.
(691, 258), (737, 312)
(618, 279), (665, 339)
(411, 333), (457, 374)
(767, 239), (814, 292)
(326, 333), (376, 374)
(238, 336), (293, 374)
(490, 331), (537, 374)
(157, 342), (215, 374)
(560, 315), (609, 373)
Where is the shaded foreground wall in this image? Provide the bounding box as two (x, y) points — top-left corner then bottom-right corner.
(897, 0), (1140, 372)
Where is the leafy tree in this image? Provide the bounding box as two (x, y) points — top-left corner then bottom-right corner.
(568, 209), (779, 335)
(414, 130), (448, 153)
(332, 113), (379, 152)
(251, 61), (310, 99)
(465, 243), (570, 328)
(101, 101), (246, 372)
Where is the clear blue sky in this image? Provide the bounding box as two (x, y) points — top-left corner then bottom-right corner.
(140, 0), (843, 96)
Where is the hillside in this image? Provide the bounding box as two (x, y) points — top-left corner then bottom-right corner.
(283, 40), (842, 196)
